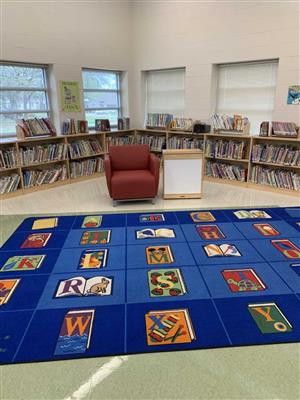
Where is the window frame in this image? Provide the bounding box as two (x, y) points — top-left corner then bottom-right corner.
(215, 59), (279, 135)
(0, 61), (51, 139)
(82, 68), (122, 129)
(144, 67), (186, 119)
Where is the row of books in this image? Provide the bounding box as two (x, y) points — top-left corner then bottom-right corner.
(146, 113), (173, 128)
(0, 147), (18, 170)
(62, 119), (89, 135)
(0, 173), (20, 194)
(206, 139), (247, 160)
(251, 144), (300, 166)
(170, 118), (194, 131)
(167, 137), (204, 150)
(211, 114), (250, 132)
(106, 135), (135, 147)
(70, 157), (104, 179)
(260, 121), (298, 138)
(23, 165), (67, 188)
(17, 118), (56, 138)
(68, 140), (103, 159)
(136, 135), (166, 151)
(19, 144), (68, 166)
(206, 161), (247, 181)
(250, 166), (300, 191)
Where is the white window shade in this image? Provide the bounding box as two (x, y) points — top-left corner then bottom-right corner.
(216, 60), (278, 135)
(145, 68), (185, 116)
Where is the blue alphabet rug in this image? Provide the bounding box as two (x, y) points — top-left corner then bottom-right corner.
(0, 206), (299, 364)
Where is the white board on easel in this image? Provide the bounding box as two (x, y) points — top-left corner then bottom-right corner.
(163, 149), (203, 199)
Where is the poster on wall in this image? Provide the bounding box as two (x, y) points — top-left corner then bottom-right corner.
(287, 85), (300, 105)
(60, 81), (81, 112)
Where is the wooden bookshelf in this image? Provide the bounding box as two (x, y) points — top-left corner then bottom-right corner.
(1, 129), (300, 198)
(203, 134), (300, 196)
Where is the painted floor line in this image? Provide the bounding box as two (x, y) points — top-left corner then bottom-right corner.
(64, 355), (129, 400)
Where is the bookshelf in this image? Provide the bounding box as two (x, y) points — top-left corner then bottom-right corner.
(1, 129), (299, 198)
(203, 134), (300, 196)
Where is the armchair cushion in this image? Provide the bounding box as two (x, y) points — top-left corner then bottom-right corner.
(111, 169), (156, 200)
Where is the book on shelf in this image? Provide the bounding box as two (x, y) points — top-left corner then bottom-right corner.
(16, 118), (56, 139)
(250, 165), (300, 191)
(170, 117), (193, 131)
(117, 118), (130, 131)
(70, 157), (104, 178)
(259, 121), (270, 137)
(206, 160), (247, 181)
(62, 119), (76, 135)
(78, 120), (89, 134)
(211, 113), (250, 134)
(251, 143), (300, 166)
(0, 147), (18, 170)
(95, 119), (110, 132)
(19, 143), (68, 166)
(0, 173), (20, 194)
(167, 136), (204, 150)
(68, 140), (103, 159)
(106, 135), (135, 147)
(205, 139), (247, 160)
(22, 164), (67, 188)
(146, 113), (173, 129)
(136, 134), (166, 151)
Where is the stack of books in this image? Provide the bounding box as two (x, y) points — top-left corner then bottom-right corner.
(146, 113), (173, 128)
(69, 157), (104, 178)
(17, 118), (56, 138)
(106, 135), (135, 147)
(206, 161), (247, 181)
(211, 114), (250, 132)
(170, 118), (193, 131)
(68, 140), (103, 159)
(252, 144), (300, 166)
(19, 143), (68, 166)
(206, 139), (247, 160)
(0, 174), (20, 194)
(136, 134), (166, 151)
(250, 165), (300, 191)
(0, 147), (18, 170)
(168, 136), (204, 150)
(23, 165), (67, 188)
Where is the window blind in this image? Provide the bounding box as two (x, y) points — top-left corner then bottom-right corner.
(145, 68), (185, 117)
(216, 60), (278, 135)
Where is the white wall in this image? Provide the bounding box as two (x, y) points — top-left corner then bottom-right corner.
(131, 1), (300, 129)
(2, 0), (133, 130)
(2, 0), (299, 132)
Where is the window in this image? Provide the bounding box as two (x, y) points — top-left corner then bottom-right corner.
(0, 62), (50, 139)
(82, 69), (121, 129)
(145, 68), (185, 117)
(216, 60), (278, 135)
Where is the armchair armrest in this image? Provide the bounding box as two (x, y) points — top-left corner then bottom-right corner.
(149, 153), (160, 193)
(104, 155), (112, 197)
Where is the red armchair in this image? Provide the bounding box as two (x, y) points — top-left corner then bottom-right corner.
(104, 144), (160, 203)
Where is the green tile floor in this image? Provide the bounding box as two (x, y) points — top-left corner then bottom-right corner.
(0, 214), (299, 400)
